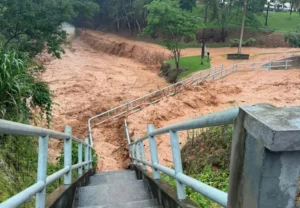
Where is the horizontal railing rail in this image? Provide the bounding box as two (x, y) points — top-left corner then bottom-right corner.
(127, 108), (240, 207)
(88, 60), (292, 146)
(0, 120), (93, 208)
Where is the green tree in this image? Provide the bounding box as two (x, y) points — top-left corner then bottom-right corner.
(143, 0), (201, 72)
(179, 0), (197, 11)
(0, 0), (99, 58)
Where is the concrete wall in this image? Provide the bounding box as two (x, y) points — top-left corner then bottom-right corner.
(46, 169), (95, 208)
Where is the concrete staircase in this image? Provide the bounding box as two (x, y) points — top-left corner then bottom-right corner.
(77, 170), (162, 208)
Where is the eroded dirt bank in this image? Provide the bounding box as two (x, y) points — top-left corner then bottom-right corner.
(78, 30), (171, 65)
(42, 39), (168, 164)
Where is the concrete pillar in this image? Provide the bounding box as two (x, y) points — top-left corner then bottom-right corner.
(228, 104), (300, 208)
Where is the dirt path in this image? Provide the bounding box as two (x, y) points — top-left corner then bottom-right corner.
(42, 38), (168, 167)
(126, 69), (300, 167)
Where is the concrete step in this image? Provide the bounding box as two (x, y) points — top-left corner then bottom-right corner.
(89, 170), (136, 186)
(78, 198), (159, 208)
(77, 180), (150, 207)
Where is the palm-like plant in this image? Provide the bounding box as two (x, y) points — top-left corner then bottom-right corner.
(0, 50), (53, 125)
(201, 0), (219, 65)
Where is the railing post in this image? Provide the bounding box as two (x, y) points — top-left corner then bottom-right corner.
(252, 62), (255, 70)
(126, 102), (129, 112)
(78, 143), (83, 175)
(285, 60), (288, 69)
(139, 141), (147, 170)
(64, 126), (72, 185)
(170, 130), (186, 200)
(35, 135), (49, 207)
(135, 138), (140, 163)
(133, 138), (137, 165)
(84, 138), (89, 170)
(228, 105), (300, 208)
(89, 146), (93, 169)
(147, 124), (160, 179)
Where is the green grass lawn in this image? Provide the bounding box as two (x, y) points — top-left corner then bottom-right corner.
(166, 55), (211, 79)
(192, 4), (300, 32)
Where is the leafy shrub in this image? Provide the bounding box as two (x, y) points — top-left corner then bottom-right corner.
(159, 63), (181, 83)
(284, 32), (300, 47)
(229, 38), (256, 47)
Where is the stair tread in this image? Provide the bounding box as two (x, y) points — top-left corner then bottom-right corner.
(77, 180), (151, 207)
(89, 171), (136, 186)
(78, 198), (159, 208)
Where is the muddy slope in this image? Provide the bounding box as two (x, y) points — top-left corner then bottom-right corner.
(78, 30), (171, 65)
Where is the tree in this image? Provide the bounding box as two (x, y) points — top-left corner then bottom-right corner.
(201, 0), (219, 65)
(179, 0), (197, 11)
(143, 0), (201, 72)
(0, 0), (99, 58)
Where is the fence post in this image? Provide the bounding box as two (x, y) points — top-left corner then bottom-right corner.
(170, 130), (186, 200)
(78, 143), (83, 175)
(285, 60), (288, 69)
(133, 138), (137, 165)
(147, 124), (160, 179)
(140, 141), (147, 170)
(84, 138), (89, 170)
(228, 105), (300, 208)
(64, 126), (72, 185)
(35, 135), (49, 207)
(252, 62), (255, 70)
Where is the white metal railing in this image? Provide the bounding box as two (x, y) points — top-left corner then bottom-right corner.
(127, 108), (240, 207)
(0, 120), (93, 208)
(88, 60), (292, 145)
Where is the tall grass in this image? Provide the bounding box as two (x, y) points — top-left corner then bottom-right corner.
(0, 50), (53, 124)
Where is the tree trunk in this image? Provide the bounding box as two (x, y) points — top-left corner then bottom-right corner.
(221, 3), (226, 42)
(289, 0), (294, 19)
(238, 0), (247, 55)
(201, 4), (208, 65)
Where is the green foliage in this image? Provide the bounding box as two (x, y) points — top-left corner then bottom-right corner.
(285, 32), (300, 47)
(0, 0), (99, 58)
(0, 50), (53, 125)
(143, 0), (201, 71)
(229, 38), (256, 47)
(179, 0), (197, 11)
(56, 141), (98, 169)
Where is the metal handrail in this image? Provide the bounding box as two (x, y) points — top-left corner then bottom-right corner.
(0, 120), (94, 208)
(127, 108), (240, 207)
